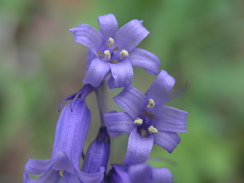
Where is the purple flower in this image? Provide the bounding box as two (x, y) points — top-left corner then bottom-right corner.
(69, 14), (160, 88)
(107, 163), (173, 183)
(24, 100), (103, 183)
(81, 127), (110, 175)
(105, 70), (188, 164)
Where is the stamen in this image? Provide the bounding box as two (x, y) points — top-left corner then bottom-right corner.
(119, 49), (129, 59)
(148, 126), (158, 134)
(97, 51), (104, 59)
(112, 46), (120, 52)
(134, 118), (143, 125)
(59, 170), (65, 177)
(106, 37), (115, 47)
(147, 99), (155, 109)
(140, 129), (147, 137)
(110, 59), (119, 64)
(104, 50), (111, 61)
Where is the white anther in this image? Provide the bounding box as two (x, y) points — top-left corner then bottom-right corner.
(140, 129), (147, 137)
(148, 126), (158, 134)
(119, 49), (129, 59)
(134, 118), (143, 125)
(59, 170), (65, 177)
(106, 37), (115, 47)
(147, 99), (155, 109)
(104, 50), (111, 61)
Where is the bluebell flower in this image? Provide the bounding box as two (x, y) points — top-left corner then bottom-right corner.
(24, 100), (95, 183)
(107, 163), (173, 183)
(81, 127), (110, 179)
(69, 14), (160, 88)
(105, 70), (188, 164)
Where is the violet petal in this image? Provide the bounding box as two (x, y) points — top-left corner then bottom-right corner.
(154, 105), (188, 133)
(98, 14), (118, 39)
(145, 70), (175, 105)
(69, 24), (103, 54)
(152, 167), (173, 183)
(105, 112), (135, 134)
(24, 171), (59, 183)
(129, 48), (160, 74)
(114, 19), (149, 52)
(108, 59), (133, 89)
(129, 164), (152, 183)
(113, 86), (148, 119)
(108, 165), (130, 183)
(83, 58), (110, 87)
(24, 159), (55, 175)
(154, 132), (181, 153)
(77, 167), (105, 183)
(124, 128), (154, 165)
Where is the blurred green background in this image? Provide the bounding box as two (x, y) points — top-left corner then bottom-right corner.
(0, 0), (244, 182)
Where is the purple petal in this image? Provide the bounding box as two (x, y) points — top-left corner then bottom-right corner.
(98, 14), (118, 39)
(52, 100), (91, 169)
(62, 172), (81, 183)
(129, 164), (152, 183)
(152, 167), (173, 183)
(82, 127), (110, 174)
(83, 58), (110, 87)
(109, 164), (130, 183)
(69, 24), (103, 54)
(124, 128), (154, 164)
(52, 151), (74, 174)
(154, 105), (188, 133)
(154, 132), (181, 153)
(114, 20), (149, 52)
(145, 70), (175, 105)
(77, 167), (105, 183)
(25, 159), (54, 175)
(129, 48), (160, 74)
(24, 170), (59, 183)
(113, 86), (148, 119)
(105, 112), (135, 134)
(108, 59), (133, 89)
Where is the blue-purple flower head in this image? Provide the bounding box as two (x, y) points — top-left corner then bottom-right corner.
(24, 100), (91, 182)
(24, 100), (107, 183)
(82, 127), (110, 176)
(107, 163), (173, 183)
(105, 70), (188, 164)
(69, 14), (160, 88)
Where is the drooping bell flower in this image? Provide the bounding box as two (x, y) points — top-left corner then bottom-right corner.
(107, 163), (173, 183)
(81, 127), (110, 181)
(69, 14), (160, 88)
(24, 100), (91, 183)
(105, 70), (188, 164)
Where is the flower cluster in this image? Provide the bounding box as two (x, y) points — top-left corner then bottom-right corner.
(24, 14), (187, 183)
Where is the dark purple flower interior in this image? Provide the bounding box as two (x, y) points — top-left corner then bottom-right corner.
(136, 108), (157, 137)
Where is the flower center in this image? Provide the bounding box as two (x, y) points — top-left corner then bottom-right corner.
(134, 99), (158, 137)
(97, 37), (129, 63)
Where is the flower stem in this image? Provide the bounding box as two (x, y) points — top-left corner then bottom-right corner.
(95, 81), (107, 126)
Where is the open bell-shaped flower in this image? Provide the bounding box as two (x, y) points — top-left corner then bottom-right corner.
(70, 14), (160, 88)
(24, 100), (91, 183)
(105, 70), (188, 164)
